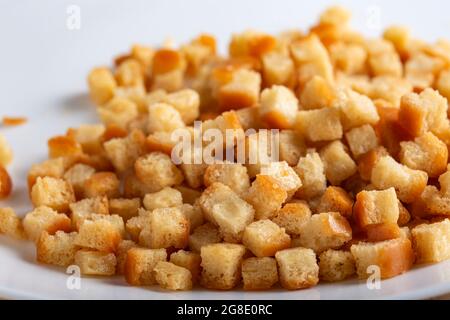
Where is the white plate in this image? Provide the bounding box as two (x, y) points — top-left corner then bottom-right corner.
(1, 0), (450, 300)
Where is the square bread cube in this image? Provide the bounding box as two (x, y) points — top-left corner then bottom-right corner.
(199, 182), (254, 242)
(179, 203), (204, 232)
(412, 219), (450, 263)
(275, 247), (319, 290)
(259, 85), (298, 129)
(204, 162), (250, 196)
(350, 238), (414, 279)
(139, 207), (189, 249)
(147, 102), (186, 133)
(357, 146), (389, 181)
(299, 76), (339, 110)
(0, 207), (25, 239)
(0, 133), (13, 166)
(125, 209), (152, 242)
(245, 175), (287, 220)
(294, 151), (326, 199)
(260, 161), (302, 198)
(74, 218), (122, 252)
(70, 196), (109, 230)
(75, 249), (117, 276)
(436, 69), (450, 101)
(170, 250), (202, 284)
(339, 89), (380, 130)
(329, 43), (367, 75)
(143, 187), (183, 211)
(353, 188), (399, 229)
(296, 107), (343, 142)
(36, 231), (78, 267)
(83, 172), (120, 199)
(345, 125), (379, 159)
(116, 239), (138, 275)
(174, 185), (202, 205)
(164, 89), (200, 125)
(200, 243), (246, 290)
(97, 97), (138, 129)
(242, 257), (278, 290)
(47, 135), (82, 159)
(87, 67), (117, 105)
(189, 223), (222, 252)
(365, 222), (402, 242)
(125, 247), (167, 285)
(243, 220), (291, 257)
(23, 206), (72, 242)
(278, 130), (307, 166)
(319, 249), (355, 282)
(244, 130), (278, 178)
(69, 124), (105, 155)
(154, 261), (193, 290)
(109, 198), (140, 222)
(320, 141), (357, 185)
(262, 52), (295, 87)
(63, 164), (96, 199)
(317, 186), (354, 219)
(31, 177), (75, 213)
(27, 158), (66, 191)
(218, 69), (261, 111)
(272, 202), (311, 236)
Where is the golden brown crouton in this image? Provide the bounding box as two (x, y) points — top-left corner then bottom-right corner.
(69, 196), (109, 230)
(124, 247), (167, 286)
(412, 219), (450, 263)
(296, 107), (343, 142)
(242, 257), (278, 290)
(317, 186), (354, 219)
(189, 223), (222, 252)
(0, 207), (25, 239)
(47, 135), (83, 159)
(83, 172), (120, 199)
(320, 141), (357, 185)
(0, 166), (12, 199)
(23, 206), (72, 242)
(278, 130), (307, 166)
(262, 52), (295, 88)
(154, 261), (193, 291)
(69, 124), (105, 155)
(31, 177), (75, 213)
(174, 185), (202, 205)
(109, 198), (140, 222)
(294, 151), (326, 199)
(217, 69), (261, 111)
(98, 97), (139, 130)
(27, 158), (66, 191)
(365, 222), (402, 242)
(319, 249), (355, 282)
(143, 187), (183, 211)
(272, 202), (311, 236)
(63, 164), (96, 199)
(75, 249), (117, 276)
(74, 218), (121, 252)
(147, 102), (186, 133)
(170, 250), (202, 284)
(339, 89), (380, 131)
(116, 239), (138, 275)
(87, 67), (117, 105)
(345, 125), (379, 159)
(259, 85), (299, 129)
(37, 231), (78, 267)
(260, 161), (302, 198)
(242, 220), (291, 257)
(357, 146), (389, 181)
(0, 134), (13, 167)
(204, 162), (250, 195)
(164, 89), (200, 125)
(299, 76), (339, 110)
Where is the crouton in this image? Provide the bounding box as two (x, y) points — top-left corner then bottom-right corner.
(278, 130), (307, 166)
(154, 261), (193, 290)
(75, 249), (117, 276)
(320, 141), (357, 185)
(412, 219), (450, 263)
(69, 196), (109, 230)
(124, 247), (167, 285)
(350, 238), (414, 279)
(242, 220), (291, 257)
(339, 89), (380, 131)
(235, 107), (261, 131)
(109, 198), (140, 222)
(116, 239), (138, 274)
(242, 257), (278, 290)
(296, 107), (343, 142)
(199, 182), (254, 242)
(31, 177), (75, 213)
(399, 132), (448, 178)
(371, 156), (428, 203)
(179, 203), (204, 231)
(164, 89), (200, 125)
(294, 151), (326, 199)
(0, 166), (12, 199)
(23, 206), (72, 242)
(357, 146), (389, 181)
(0, 134), (13, 167)
(147, 102), (186, 133)
(170, 250), (202, 283)
(63, 164), (95, 199)
(353, 188), (399, 229)
(244, 175), (287, 220)
(260, 161), (302, 198)
(189, 223), (222, 252)
(88, 214), (125, 238)
(329, 43), (367, 75)
(83, 172), (120, 199)
(259, 85), (298, 129)
(262, 52), (295, 87)
(365, 223), (402, 242)
(36, 231), (78, 267)
(275, 247), (319, 290)
(299, 76), (339, 110)
(175, 185), (202, 205)
(115, 58), (144, 87)
(272, 202), (311, 236)
(74, 218), (121, 252)
(244, 130), (278, 178)
(405, 52), (444, 90)
(317, 186), (354, 219)
(139, 207), (189, 249)
(143, 187), (183, 211)
(204, 162), (250, 196)
(98, 97), (138, 129)
(123, 172), (159, 198)
(369, 76), (413, 108)
(0, 207), (25, 239)
(125, 210), (152, 242)
(319, 249), (355, 282)
(200, 243), (246, 290)
(398, 202), (411, 226)
(47, 135), (83, 159)
(146, 131), (178, 155)
(69, 124), (105, 155)
(294, 212), (352, 253)
(436, 69), (450, 101)
(87, 67), (117, 105)
(27, 158), (66, 191)
(180, 161), (208, 189)
(345, 125), (379, 159)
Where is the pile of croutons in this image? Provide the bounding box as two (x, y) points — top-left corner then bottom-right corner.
(1, 6), (450, 291)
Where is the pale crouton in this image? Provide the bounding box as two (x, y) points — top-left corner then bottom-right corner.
(143, 187), (183, 211)
(116, 239), (138, 274)
(170, 250), (202, 283)
(31, 177), (75, 213)
(242, 257), (278, 290)
(0, 207), (25, 239)
(203, 162), (250, 195)
(262, 52), (295, 87)
(109, 198), (140, 222)
(350, 238), (414, 279)
(125, 210), (152, 242)
(296, 107), (343, 142)
(260, 161), (302, 198)
(317, 186), (354, 219)
(339, 89), (380, 131)
(164, 89), (200, 125)
(365, 222), (402, 242)
(243, 220), (291, 257)
(200, 243), (246, 290)
(217, 69), (261, 111)
(436, 69), (450, 101)
(294, 151), (326, 199)
(259, 85), (298, 129)
(275, 247), (319, 290)
(235, 107), (261, 130)
(299, 76), (339, 110)
(23, 206), (72, 242)
(36, 231), (78, 267)
(329, 43), (367, 75)
(345, 125), (379, 159)
(124, 247), (167, 285)
(0, 166), (12, 199)
(98, 97), (138, 129)
(63, 164), (96, 199)
(272, 202), (311, 236)
(69, 196), (109, 230)
(189, 223), (222, 252)
(405, 52), (444, 90)
(180, 162), (208, 189)
(319, 249), (355, 282)
(412, 219), (450, 263)
(147, 102), (186, 133)
(244, 130), (278, 178)
(179, 203), (204, 231)
(87, 67), (117, 105)
(115, 58), (144, 87)
(320, 141), (357, 185)
(154, 261), (193, 290)
(74, 218), (121, 252)
(278, 130), (307, 166)
(75, 249), (117, 276)
(83, 172), (120, 199)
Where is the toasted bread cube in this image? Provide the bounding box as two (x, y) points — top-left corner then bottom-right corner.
(70, 196), (109, 230)
(294, 151), (326, 199)
(272, 202), (311, 236)
(125, 247), (167, 285)
(139, 207), (189, 249)
(27, 158), (66, 191)
(63, 164), (96, 199)
(405, 52), (444, 90)
(75, 249), (116, 276)
(83, 172), (120, 199)
(135, 152), (184, 191)
(164, 89), (200, 125)
(116, 239), (138, 274)
(170, 250), (201, 284)
(23, 206), (72, 242)
(235, 107), (261, 130)
(319, 249), (355, 282)
(69, 124), (105, 155)
(371, 156), (428, 203)
(317, 186), (354, 219)
(218, 69), (261, 110)
(320, 141), (357, 185)
(47, 135), (83, 159)
(199, 182), (254, 242)
(319, 5), (351, 25)
(399, 132), (448, 178)
(412, 219), (450, 263)
(259, 85), (298, 129)
(87, 67), (117, 105)
(204, 162), (250, 196)
(383, 25), (410, 58)
(147, 102), (185, 133)
(244, 130), (278, 178)
(369, 76), (413, 108)
(260, 161), (302, 198)
(339, 89), (380, 131)
(295, 212), (352, 253)
(31, 177), (75, 213)
(0, 134), (13, 167)
(179, 203), (204, 231)
(345, 125), (379, 159)
(36, 231), (78, 267)
(98, 97), (138, 129)
(125, 210), (152, 242)
(174, 185), (202, 205)
(154, 261), (192, 290)
(296, 108), (342, 142)
(189, 223), (222, 252)
(350, 238), (414, 279)
(262, 52), (295, 87)
(278, 130), (307, 166)
(368, 51), (402, 78)
(245, 175), (287, 220)
(123, 173), (159, 198)
(242, 257), (278, 290)
(275, 247), (319, 290)
(399, 89), (448, 137)
(89, 214), (125, 238)
(353, 188), (399, 229)
(365, 222), (402, 242)
(243, 220), (291, 257)
(299, 76), (339, 110)
(115, 58), (144, 87)
(200, 243), (246, 290)
(357, 146), (389, 181)
(412, 185), (450, 218)
(436, 69), (450, 101)
(74, 218), (121, 252)
(143, 187), (183, 211)
(109, 198), (140, 222)
(0, 165), (12, 199)
(329, 43), (367, 75)
(180, 162), (208, 189)
(0, 207), (25, 239)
